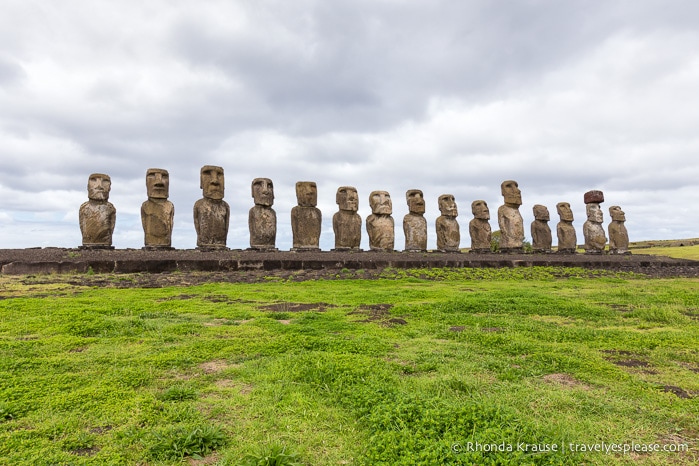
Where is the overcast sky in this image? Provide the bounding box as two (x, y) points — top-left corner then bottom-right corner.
(1, 0), (698, 251)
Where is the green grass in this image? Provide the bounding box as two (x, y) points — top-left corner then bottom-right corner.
(0, 269), (698, 465)
(635, 244), (699, 261)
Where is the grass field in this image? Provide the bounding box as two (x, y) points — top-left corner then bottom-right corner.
(631, 244), (699, 261)
(1, 267), (698, 465)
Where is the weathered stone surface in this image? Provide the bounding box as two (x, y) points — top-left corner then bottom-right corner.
(497, 180), (524, 253)
(366, 190), (394, 251)
(469, 200), (491, 253)
(608, 205), (630, 255)
(193, 165), (229, 250)
(79, 173), (116, 249)
(436, 194), (460, 252)
(584, 190), (605, 204)
(333, 186), (362, 250)
(583, 203), (606, 254)
(403, 189), (427, 252)
(249, 178), (277, 250)
(556, 202), (577, 254)
(291, 181), (321, 250)
(531, 204), (552, 253)
(141, 168), (174, 250)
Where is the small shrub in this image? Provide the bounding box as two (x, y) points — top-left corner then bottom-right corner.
(149, 425), (226, 460)
(158, 384), (199, 402)
(240, 443), (304, 466)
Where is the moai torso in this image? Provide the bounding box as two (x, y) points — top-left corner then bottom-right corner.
(498, 180), (524, 252)
(249, 178), (276, 250)
(141, 168), (174, 249)
(403, 189), (427, 252)
(333, 186), (361, 250)
(608, 206), (630, 255)
(79, 173), (116, 248)
(291, 181), (321, 250)
(530, 204), (551, 253)
(194, 166), (229, 249)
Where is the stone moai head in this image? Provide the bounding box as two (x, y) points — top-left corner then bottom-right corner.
(87, 173), (111, 201)
(296, 181), (317, 207)
(406, 189), (425, 214)
(471, 200), (490, 220)
(609, 205), (626, 222)
(501, 180), (522, 206)
(336, 186), (359, 212)
(586, 203), (603, 223)
(200, 165), (225, 200)
(369, 190), (392, 215)
(146, 168), (169, 200)
(557, 202), (574, 222)
(252, 178), (274, 206)
(533, 204), (549, 221)
(438, 194), (458, 217)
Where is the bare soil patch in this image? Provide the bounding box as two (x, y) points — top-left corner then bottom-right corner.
(258, 302), (333, 312)
(542, 373), (590, 389)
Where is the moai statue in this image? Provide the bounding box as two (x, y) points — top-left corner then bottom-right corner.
(366, 190), (394, 252)
(497, 180), (524, 253)
(530, 204), (552, 253)
(141, 168), (174, 250)
(583, 190), (606, 254)
(248, 178), (277, 251)
(291, 181), (321, 251)
(469, 200), (492, 253)
(556, 202), (577, 254)
(436, 194), (460, 252)
(608, 205), (630, 255)
(193, 165), (229, 250)
(332, 186), (362, 251)
(79, 173), (116, 249)
(403, 189), (427, 252)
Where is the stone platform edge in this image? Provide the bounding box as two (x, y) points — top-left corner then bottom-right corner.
(1, 248), (697, 275)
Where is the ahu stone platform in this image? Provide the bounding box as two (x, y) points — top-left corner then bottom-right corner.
(1, 248), (698, 277)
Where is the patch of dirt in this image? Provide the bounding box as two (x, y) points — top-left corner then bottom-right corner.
(349, 304), (406, 326)
(203, 319), (229, 326)
(258, 302), (333, 312)
(611, 359), (650, 368)
(481, 327), (504, 333)
(661, 385), (692, 399)
(606, 303), (634, 312)
(278, 319), (292, 325)
(188, 453), (220, 465)
(199, 360), (233, 374)
(601, 349), (636, 356)
(71, 447), (100, 457)
(542, 373), (590, 389)
(449, 326), (465, 332)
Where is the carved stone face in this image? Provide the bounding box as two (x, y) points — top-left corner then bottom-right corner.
(533, 204), (549, 221)
(557, 202), (573, 222)
(369, 191), (392, 215)
(501, 180), (522, 206)
(586, 203), (603, 223)
(336, 186), (358, 212)
(471, 200), (490, 220)
(406, 189), (425, 214)
(252, 178), (274, 206)
(438, 194), (458, 217)
(200, 165), (224, 200)
(296, 181), (317, 207)
(146, 168), (169, 200)
(87, 173), (111, 201)
(609, 205), (626, 222)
